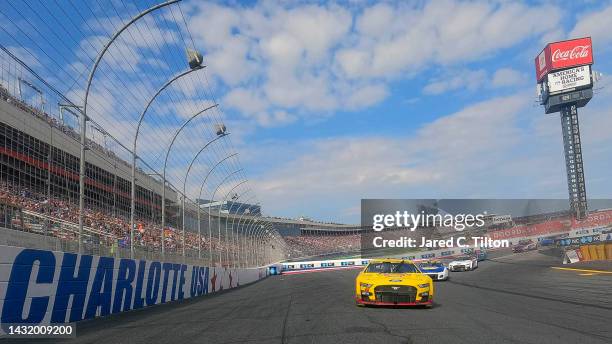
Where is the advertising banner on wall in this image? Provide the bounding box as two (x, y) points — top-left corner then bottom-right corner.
(0, 246), (267, 333)
(491, 215), (512, 225)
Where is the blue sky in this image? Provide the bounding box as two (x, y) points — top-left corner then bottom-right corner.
(1, 0), (612, 224)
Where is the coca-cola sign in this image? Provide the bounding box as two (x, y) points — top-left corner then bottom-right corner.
(534, 37), (593, 82)
(551, 45), (590, 62)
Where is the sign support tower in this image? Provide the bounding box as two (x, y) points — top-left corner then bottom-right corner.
(535, 37), (595, 220)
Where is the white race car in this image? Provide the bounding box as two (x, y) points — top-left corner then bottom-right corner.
(448, 255), (478, 272)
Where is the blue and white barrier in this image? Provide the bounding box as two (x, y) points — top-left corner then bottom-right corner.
(0, 245), (267, 332)
(281, 258), (370, 274)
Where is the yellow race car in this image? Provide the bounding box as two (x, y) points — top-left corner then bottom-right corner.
(355, 258), (434, 307)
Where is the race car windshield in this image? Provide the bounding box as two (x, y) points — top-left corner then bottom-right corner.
(365, 262), (419, 273)
(457, 256), (471, 260)
(419, 262), (442, 267)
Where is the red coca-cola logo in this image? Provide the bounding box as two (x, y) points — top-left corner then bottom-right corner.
(551, 45), (590, 62)
(535, 37), (593, 81)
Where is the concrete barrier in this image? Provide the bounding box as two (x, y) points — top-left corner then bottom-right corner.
(0, 245), (267, 333)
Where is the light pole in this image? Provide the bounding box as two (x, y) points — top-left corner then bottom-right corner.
(246, 219), (269, 266)
(262, 226), (277, 265)
(244, 217), (263, 266)
(233, 202), (254, 267)
(182, 130), (228, 261)
(81, 0), (181, 254)
(254, 224), (273, 266)
(197, 154), (238, 264)
(242, 217), (256, 267)
(160, 104), (219, 259)
(217, 182), (248, 267)
(227, 196), (257, 268)
(208, 170), (243, 266)
(261, 223), (280, 265)
(239, 204), (268, 267)
(130, 65), (203, 259)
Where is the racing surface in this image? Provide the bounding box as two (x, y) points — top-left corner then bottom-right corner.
(23, 250), (612, 344)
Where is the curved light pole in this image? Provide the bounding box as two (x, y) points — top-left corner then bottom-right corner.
(247, 219), (270, 266)
(229, 197), (258, 268)
(245, 216), (265, 266)
(81, 0), (181, 254)
(255, 223), (274, 266)
(231, 198), (273, 266)
(239, 201), (260, 267)
(262, 225), (275, 265)
(218, 180), (247, 266)
(197, 153), (238, 263)
(261, 223), (283, 265)
(242, 217), (257, 267)
(256, 228), (267, 266)
(263, 226), (278, 265)
(130, 66), (203, 258)
(257, 228), (268, 266)
(160, 103), (219, 258)
(208, 170), (243, 266)
(222, 187), (253, 268)
(181, 132), (228, 260)
(241, 216), (257, 266)
(235, 203), (260, 267)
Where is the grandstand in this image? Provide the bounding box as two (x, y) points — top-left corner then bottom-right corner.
(0, 57), (291, 266)
(0, 76), (364, 262)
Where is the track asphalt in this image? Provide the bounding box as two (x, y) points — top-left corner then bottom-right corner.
(14, 250), (612, 344)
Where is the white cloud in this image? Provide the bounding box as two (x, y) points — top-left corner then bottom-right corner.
(184, 0), (563, 127)
(491, 68), (527, 88)
(344, 83), (388, 109)
(423, 69), (488, 95)
(337, 1), (562, 79)
(423, 68), (526, 95)
(224, 88), (267, 115)
(247, 90), (612, 222)
(255, 110), (297, 127)
(570, 5), (612, 48)
(248, 94), (529, 219)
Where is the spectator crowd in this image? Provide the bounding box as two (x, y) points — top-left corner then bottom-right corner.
(283, 234), (361, 258)
(1, 181), (364, 260)
(0, 182), (238, 255)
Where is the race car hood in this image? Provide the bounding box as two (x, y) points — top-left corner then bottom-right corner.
(449, 260), (472, 265)
(358, 273), (431, 285)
